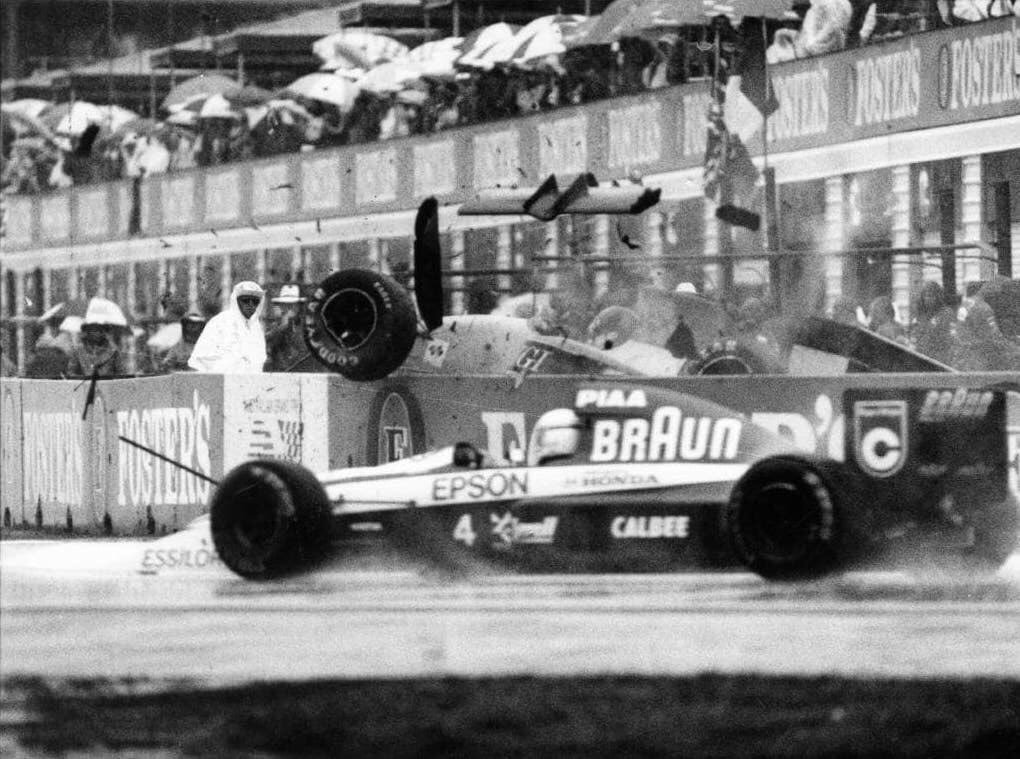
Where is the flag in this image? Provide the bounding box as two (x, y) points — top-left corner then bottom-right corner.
(702, 18), (776, 230)
(725, 18), (779, 143)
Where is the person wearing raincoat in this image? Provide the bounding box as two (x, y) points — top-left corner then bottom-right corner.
(188, 281), (267, 373)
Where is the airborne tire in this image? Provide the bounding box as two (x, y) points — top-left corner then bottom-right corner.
(304, 268), (418, 381)
(210, 459), (332, 579)
(724, 456), (845, 580)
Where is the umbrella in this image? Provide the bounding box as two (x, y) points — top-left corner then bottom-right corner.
(40, 102), (140, 136)
(100, 105), (141, 131)
(166, 93), (241, 125)
(582, 0), (797, 45)
(147, 322), (181, 353)
(405, 37), (464, 78)
(0, 104), (60, 146)
(247, 98), (314, 129)
(108, 116), (161, 140)
(480, 15), (589, 67)
(701, 0), (798, 21)
(456, 23), (520, 69)
(42, 101), (104, 136)
(312, 30), (409, 73)
(37, 298), (91, 327)
(59, 316), (84, 335)
(223, 85), (273, 108)
(357, 60), (427, 95)
(283, 73), (362, 110)
(3, 98), (51, 119)
(161, 73), (241, 112)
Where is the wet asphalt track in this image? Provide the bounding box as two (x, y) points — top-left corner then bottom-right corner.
(2, 519), (1019, 686)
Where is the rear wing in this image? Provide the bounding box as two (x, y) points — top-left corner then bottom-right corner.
(459, 173), (661, 221)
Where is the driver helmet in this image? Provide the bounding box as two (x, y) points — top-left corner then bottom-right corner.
(527, 408), (584, 466)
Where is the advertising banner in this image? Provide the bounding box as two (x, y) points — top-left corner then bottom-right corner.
(18, 379), (92, 530)
(222, 373), (329, 473)
(105, 373), (224, 534)
(4, 374), (226, 535)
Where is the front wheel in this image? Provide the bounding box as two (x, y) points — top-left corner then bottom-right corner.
(724, 457), (846, 580)
(210, 459), (332, 579)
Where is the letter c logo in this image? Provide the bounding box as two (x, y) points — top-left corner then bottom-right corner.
(860, 426), (901, 474)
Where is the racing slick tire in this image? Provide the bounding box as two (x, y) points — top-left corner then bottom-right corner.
(304, 268), (418, 381)
(686, 339), (782, 376)
(724, 456), (847, 580)
(210, 459), (332, 579)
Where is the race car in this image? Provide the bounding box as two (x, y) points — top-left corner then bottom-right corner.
(209, 381), (1018, 581)
(298, 190), (954, 383)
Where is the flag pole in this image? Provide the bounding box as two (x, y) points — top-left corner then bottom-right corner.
(714, 20), (736, 293)
(761, 18), (781, 257)
(760, 18), (771, 175)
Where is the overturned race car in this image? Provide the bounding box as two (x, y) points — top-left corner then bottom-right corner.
(209, 382), (1018, 581)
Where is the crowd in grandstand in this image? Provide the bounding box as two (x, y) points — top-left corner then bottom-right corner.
(3, 0), (1018, 197)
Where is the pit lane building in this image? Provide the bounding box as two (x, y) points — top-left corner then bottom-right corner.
(2, 15), (1019, 372)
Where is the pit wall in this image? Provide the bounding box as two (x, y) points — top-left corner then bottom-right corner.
(1, 372), (1017, 536)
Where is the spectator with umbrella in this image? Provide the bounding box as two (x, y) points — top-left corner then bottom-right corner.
(248, 99), (314, 156)
(455, 23), (520, 71)
(161, 73), (246, 113)
(282, 73), (361, 148)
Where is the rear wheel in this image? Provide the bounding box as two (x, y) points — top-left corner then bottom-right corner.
(724, 457), (845, 580)
(210, 459), (332, 579)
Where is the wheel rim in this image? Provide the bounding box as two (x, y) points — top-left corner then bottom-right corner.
(696, 355), (755, 375)
(744, 480), (818, 562)
(321, 288), (378, 350)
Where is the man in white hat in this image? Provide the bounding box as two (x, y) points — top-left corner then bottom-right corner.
(265, 284), (314, 372)
(66, 297), (130, 377)
(188, 281), (267, 373)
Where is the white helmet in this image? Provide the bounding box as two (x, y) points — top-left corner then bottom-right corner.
(528, 408), (584, 466)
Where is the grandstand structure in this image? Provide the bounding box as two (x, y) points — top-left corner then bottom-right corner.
(2, 14), (1019, 372)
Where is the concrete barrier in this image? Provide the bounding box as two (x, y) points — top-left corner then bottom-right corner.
(2, 373), (328, 535)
